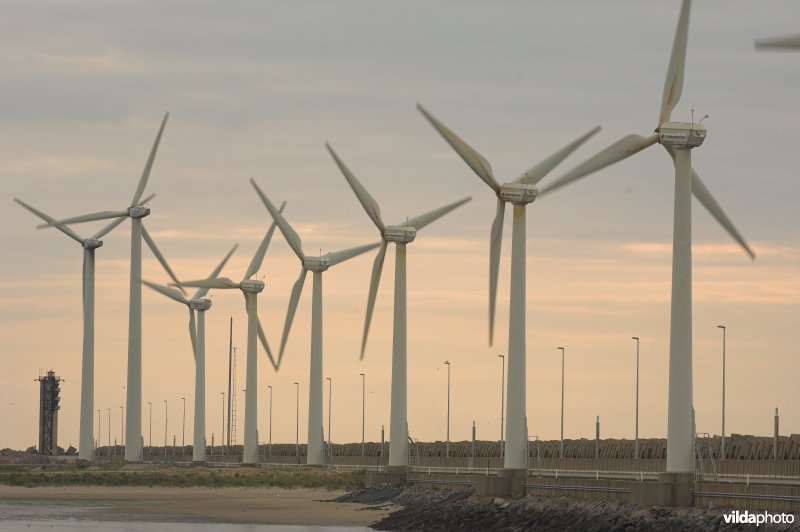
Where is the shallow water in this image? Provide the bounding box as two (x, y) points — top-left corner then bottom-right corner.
(0, 501), (372, 531)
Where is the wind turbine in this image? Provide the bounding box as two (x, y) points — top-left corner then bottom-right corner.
(755, 33), (800, 50)
(13, 198), (138, 460)
(416, 104), (600, 470)
(537, 0), (754, 473)
(173, 201), (285, 465)
(38, 112), (170, 461)
(326, 142), (471, 468)
(143, 244), (238, 462)
(250, 178), (379, 466)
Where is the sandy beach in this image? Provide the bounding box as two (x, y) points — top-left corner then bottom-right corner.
(0, 485), (392, 527)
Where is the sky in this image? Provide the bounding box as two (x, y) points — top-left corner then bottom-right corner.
(1, 1), (798, 452)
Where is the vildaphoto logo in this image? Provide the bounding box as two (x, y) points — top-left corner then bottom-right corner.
(722, 510), (795, 525)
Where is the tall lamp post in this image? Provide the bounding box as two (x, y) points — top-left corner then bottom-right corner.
(97, 409), (101, 452)
(444, 361), (451, 458)
(326, 377), (333, 462)
(220, 392), (225, 456)
(120, 406), (124, 447)
(294, 382), (299, 459)
(359, 373), (365, 457)
(163, 400), (168, 452)
(148, 401), (152, 459)
(267, 385), (273, 457)
(107, 408), (111, 448)
(632, 337), (640, 459)
(718, 324), (726, 460)
(558, 347), (565, 459)
(181, 397), (186, 449)
(498, 354), (505, 458)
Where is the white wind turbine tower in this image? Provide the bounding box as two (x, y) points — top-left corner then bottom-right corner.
(36, 112), (170, 461)
(537, 0), (754, 473)
(14, 198), (137, 460)
(173, 202), (285, 465)
(416, 104), (600, 470)
(326, 143), (471, 468)
(143, 244), (238, 462)
(250, 178), (379, 466)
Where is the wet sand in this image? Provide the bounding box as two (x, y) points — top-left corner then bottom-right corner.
(0, 485), (392, 526)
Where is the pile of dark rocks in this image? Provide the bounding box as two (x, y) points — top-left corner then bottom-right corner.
(343, 485), (797, 531)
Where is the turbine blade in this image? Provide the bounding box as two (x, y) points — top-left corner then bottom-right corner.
(91, 215), (128, 240)
(755, 33), (800, 50)
(188, 309), (198, 363)
(403, 196), (472, 231)
(693, 172), (755, 259)
(250, 179), (305, 261)
(138, 193), (156, 206)
(514, 126), (602, 185)
(244, 201), (286, 280)
(664, 148), (756, 259)
(416, 103), (501, 192)
(538, 133), (659, 197)
(14, 198), (85, 244)
(326, 143), (386, 232)
(130, 111), (169, 208)
(143, 279), (189, 305)
(193, 243), (238, 300)
(326, 242), (381, 267)
(488, 198), (505, 346)
(36, 210), (130, 228)
(256, 310), (279, 371)
(173, 277), (240, 289)
(658, 0), (691, 126)
(141, 224), (185, 296)
(359, 240), (387, 359)
(278, 267), (307, 360)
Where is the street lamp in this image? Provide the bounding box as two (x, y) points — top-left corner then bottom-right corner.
(498, 354), (505, 458)
(107, 408), (111, 448)
(359, 373), (365, 457)
(326, 377), (332, 463)
(164, 400), (168, 453)
(148, 401), (152, 460)
(718, 324), (727, 460)
(294, 382), (299, 459)
(220, 392), (225, 456)
(558, 347), (565, 459)
(632, 337), (640, 460)
(120, 406), (124, 447)
(444, 361), (451, 458)
(267, 385), (273, 457)
(181, 397), (186, 449)
(97, 409), (101, 454)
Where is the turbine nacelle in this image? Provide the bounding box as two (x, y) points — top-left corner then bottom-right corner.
(83, 239), (103, 250)
(658, 122), (707, 148)
(499, 183), (538, 205)
(189, 298), (212, 311)
(128, 205), (151, 219)
(303, 255), (331, 272)
(240, 279), (265, 294)
(383, 225), (417, 244)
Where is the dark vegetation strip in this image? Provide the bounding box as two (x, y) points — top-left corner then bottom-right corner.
(0, 467), (365, 490)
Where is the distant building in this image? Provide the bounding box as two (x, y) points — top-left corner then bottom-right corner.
(36, 370), (62, 455)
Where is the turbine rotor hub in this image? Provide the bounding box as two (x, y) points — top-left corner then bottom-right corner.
(240, 279), (265, 294)
(303, 256), (331, 272)
(658, 122), (706, 148)
(83, 239), (103, 249)
(128, 206), (151, 218)
(384, 225), (416, 244)
(190, 298), (212, 311)
(499, 183), (537, 205)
